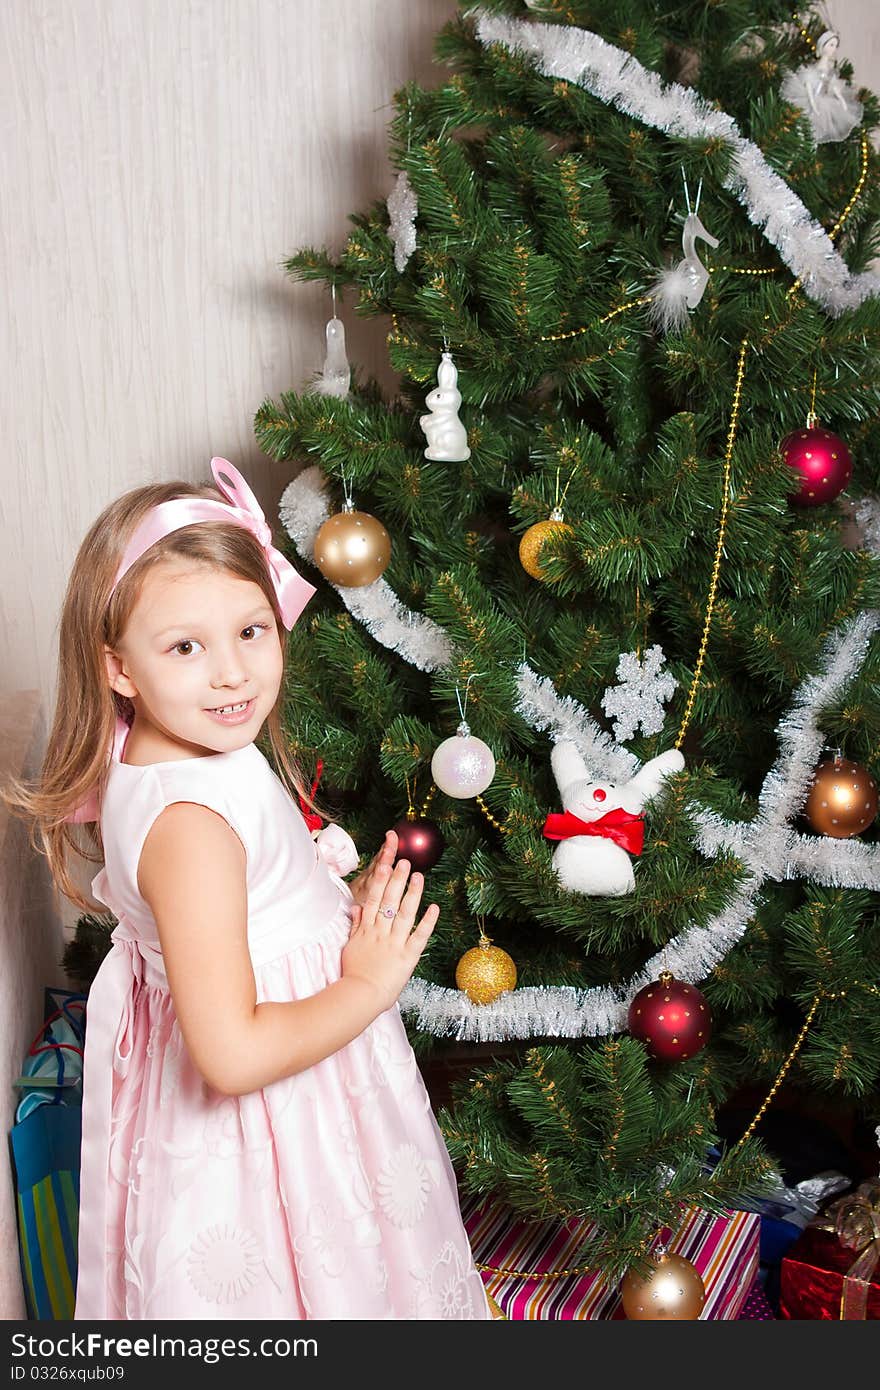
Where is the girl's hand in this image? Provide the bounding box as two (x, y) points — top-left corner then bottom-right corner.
(341, 856), (439, 1014)
(347, 828), (399, 909)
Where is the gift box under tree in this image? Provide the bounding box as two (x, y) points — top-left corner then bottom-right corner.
(779, 1179), (880, 1320)
(461, 1192), (759, 1320)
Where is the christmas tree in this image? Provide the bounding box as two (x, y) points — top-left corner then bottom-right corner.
(254, 2), (880, 1281)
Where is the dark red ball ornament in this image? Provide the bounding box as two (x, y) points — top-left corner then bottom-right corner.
(391, 815), (446, 872)
(628, 971), (711, 1062)
(780, 424), (852, 507)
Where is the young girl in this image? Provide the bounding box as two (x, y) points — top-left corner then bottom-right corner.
(5, 458), (493, 1321)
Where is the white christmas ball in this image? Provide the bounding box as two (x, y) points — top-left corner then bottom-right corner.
(431, 724), (495, 798)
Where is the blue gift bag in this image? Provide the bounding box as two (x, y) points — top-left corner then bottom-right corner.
(9, 989), (86, 1320)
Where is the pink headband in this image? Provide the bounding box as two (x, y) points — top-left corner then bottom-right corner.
(111, 457), (316, 628)
(66, 458), (315, 824)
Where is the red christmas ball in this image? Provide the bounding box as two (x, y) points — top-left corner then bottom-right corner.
(391, 816), (446, 872)
(780, 425), (852, 507)
(628, 971), (711, 1062)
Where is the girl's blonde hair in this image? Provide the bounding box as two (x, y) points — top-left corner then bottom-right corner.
(2, 475), (323, 912)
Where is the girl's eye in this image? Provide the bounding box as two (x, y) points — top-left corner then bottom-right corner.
(170, 639), (204, 657)
(241, 623), (270, 641)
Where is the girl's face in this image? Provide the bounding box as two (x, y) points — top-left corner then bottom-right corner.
(104, 560), (284, 760)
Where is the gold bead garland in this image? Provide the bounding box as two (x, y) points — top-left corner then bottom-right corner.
(729, 981), (880, 1151)
(792, 10), (818, 57)
(675, 337), (749, 748)
(537, 294), (653, 343)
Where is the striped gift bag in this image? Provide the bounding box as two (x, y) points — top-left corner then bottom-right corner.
(10, 1103), (81, 1319)
(461, 1193), (759, 1319)
(9, 991), (85, 1320)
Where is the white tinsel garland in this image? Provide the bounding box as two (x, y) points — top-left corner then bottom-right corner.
(475, 10), (879, 317)
(856, 496), (880, 553)
(280, 464), (880, 1038)
(694, 611), (880, 890)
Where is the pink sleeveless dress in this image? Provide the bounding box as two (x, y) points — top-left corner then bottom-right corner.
(75, 722), (491, 1320)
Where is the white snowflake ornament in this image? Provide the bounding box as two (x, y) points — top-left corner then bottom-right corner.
(601, 645), (677, 743)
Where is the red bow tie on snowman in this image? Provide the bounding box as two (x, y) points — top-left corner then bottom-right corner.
(542, 742), (685, 897)
(543, 802), (646, 856)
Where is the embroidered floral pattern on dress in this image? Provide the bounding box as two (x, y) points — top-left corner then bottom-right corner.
(186, 1225), (263, 1304)
(411, 1242), (481, 1320)
(294, 1202), (347, 1280)
(375, 1144), (433, 1228)
(204, 1099), (247, 1159)
(128, 1137), (150, 1197)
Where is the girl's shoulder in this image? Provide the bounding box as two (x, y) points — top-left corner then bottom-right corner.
(102, 741), (269, 844)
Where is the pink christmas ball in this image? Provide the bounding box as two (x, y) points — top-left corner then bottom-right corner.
(430, 730), (495, 799)
(781, 425), (852, 507)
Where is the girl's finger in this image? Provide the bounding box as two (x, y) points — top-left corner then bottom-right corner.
(409, 903), (439, 952)
(390, 872), (424, 934)
(373, 859), (411, 923)
(363, 860), (394, 917)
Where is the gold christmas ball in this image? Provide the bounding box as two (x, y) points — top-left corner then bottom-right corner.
(455, 938), (517, 1005)
(804, 756), (878, 838)
(314, 507), (391, 587)
(621, 1249), (705, 1320)
(518, 512), (573, 580)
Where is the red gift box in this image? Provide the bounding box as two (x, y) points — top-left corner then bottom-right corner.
(461, 1192), (759, 1320)
(780, 1226), (880, 1319)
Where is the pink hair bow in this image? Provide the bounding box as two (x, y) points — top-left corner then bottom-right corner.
(112, 458), (316, 630)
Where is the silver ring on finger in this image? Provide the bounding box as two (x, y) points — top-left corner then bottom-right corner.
(380, 905), (396, 919)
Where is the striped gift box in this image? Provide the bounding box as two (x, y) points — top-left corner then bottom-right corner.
(461, 1193), (759, 1320)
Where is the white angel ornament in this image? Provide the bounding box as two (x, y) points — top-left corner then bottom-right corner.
(781, 30), (863, 145)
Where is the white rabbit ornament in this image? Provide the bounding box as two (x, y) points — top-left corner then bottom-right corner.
(543, 741), (685, 896)
(419, 351), (471, 461)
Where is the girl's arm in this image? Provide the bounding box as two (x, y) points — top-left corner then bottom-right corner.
(138, 802), (435, 1097)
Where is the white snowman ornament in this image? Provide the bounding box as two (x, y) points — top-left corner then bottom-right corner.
(419, 350), (470, 461)
(544, 741), (685, 897)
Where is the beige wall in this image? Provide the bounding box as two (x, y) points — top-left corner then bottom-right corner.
(1, 0), (879, 1320)
(1, 0), (459, 708)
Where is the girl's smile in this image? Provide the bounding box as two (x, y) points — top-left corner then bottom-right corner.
(204, 696), (258, 725)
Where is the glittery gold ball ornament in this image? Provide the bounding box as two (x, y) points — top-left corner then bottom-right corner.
(518, 507), (573, 580)
(455, 933), (517, 1005)
(621, 1247), (705, 1320)
(313, 503), (391, 587)
(804, 755), (878, 838)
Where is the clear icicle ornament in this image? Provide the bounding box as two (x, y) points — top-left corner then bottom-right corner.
(386, 170), (418, 273)
(307, 287), (350, 399)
